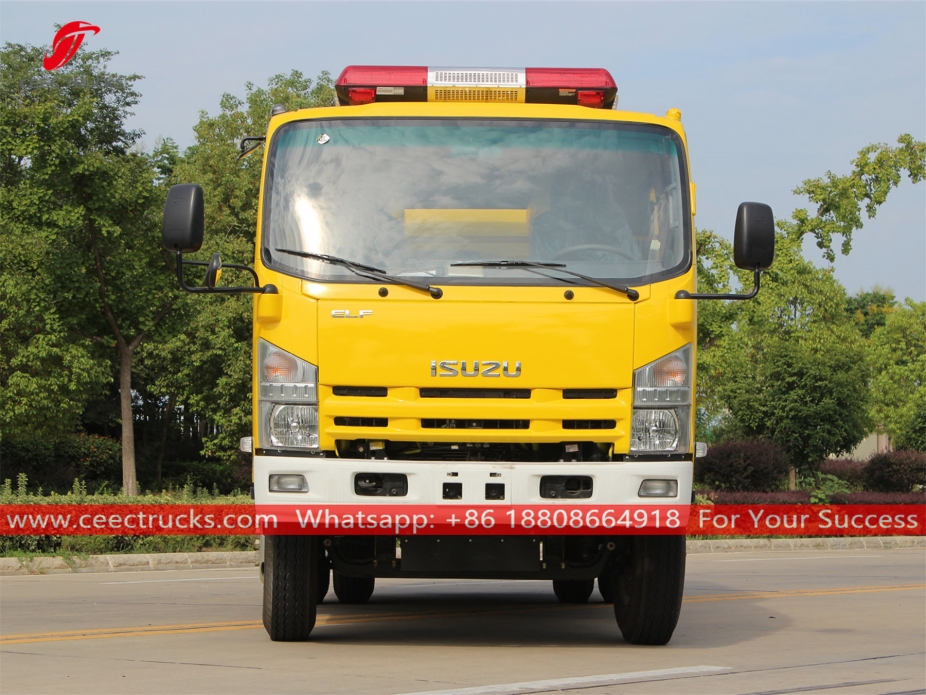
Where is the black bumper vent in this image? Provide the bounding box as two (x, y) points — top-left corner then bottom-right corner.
(334, 417), (388, 427)
(333, 386), (388, 397)
(562, 420), (616, 430)
(421, 419), (529, 430)
(420, 388), (530, 399)
(563, 389), (617, 399)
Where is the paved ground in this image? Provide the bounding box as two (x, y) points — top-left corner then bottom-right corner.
(1, 547), (923, 694)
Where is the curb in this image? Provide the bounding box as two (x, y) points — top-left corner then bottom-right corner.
(0, 550), (259, 576)
(685, 535), (925, 554)
(1, 537), (922, 576)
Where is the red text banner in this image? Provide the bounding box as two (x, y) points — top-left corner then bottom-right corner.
(1, 504), (923, 536)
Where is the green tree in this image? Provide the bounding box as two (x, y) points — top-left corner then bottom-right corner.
(700, 234), (872, 471)
(142, 70), (335, 466)
(783, 134), (925, 261)
(0, 43), (176, 495)
(695, 135), (925, 469)
(868, 300), (926, 451)
(845, 287), (897, 339)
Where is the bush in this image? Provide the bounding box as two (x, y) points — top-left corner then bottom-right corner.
(893, 393), (926, 452)
(702, 490), (925, 504)
(863, 450), (926, 493)
(706, 491), (810, 504)
(695, 439), (791, 492)
(158, 460), (244, 495)
(0, 433), (121, 492)
(818, 459), (867, 487)
(830, 491), (926, 504)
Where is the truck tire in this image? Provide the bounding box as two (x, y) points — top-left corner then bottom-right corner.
(262, 535), (317, 641)
(333, 572), (375, 604)
(613, 535), (686, 645)
(317, 549), (331, 604)
(552, 579), (594, 604)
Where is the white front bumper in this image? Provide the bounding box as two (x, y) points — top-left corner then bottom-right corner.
(254, 456), (692, 506)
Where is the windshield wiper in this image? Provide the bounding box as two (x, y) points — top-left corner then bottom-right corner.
(451, 260), (639, 301)
(275, 249), (443, 298)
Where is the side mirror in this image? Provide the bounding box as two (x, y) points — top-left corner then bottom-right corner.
(162, 184), (204, 253)
(205, 253), (223, 289)
(733, 202), (775, 270)
(676, 201), (775, 301)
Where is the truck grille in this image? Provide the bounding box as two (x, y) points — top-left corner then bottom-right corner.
(334, 417), (388, 428)
(419, 388), (530, 399)
(421, 419), (529, 430)
(562, 389), (617, 399)
(333, 386), (387, 397)
(562, 420), (616, 430)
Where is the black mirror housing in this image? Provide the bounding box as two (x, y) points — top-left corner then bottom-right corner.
(162, 184), (204, 253)
(733, 202), (775, 270)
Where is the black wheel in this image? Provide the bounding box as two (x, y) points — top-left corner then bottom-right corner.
(262, 535), (318, 641)
(598, 568), (615, 603)
(317, 548), (331, 604)
(333, 572), (375, 604)
(613, 535), (686, 645)
(552, 579), (595, 604)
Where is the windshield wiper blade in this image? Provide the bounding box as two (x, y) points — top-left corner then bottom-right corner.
(451, 260), (639, 301)
(275, 248), (443, 299)
(275, 249), (386, 274)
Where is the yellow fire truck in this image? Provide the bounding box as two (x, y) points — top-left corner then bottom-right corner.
(162, 65), (774, 644)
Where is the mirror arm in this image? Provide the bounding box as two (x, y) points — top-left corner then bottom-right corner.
(174, 252), (277, 294)
(675, 267), (761, 301)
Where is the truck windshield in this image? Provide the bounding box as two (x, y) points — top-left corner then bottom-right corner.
(262, 119), (689, 286)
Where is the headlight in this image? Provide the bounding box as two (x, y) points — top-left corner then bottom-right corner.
(631, 345), (691, 453)
(631, 409), (680, 451)
(258, 340), (319, 450)
(269, 405), (319, 448)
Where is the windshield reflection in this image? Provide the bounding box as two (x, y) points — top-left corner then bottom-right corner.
(262, 119), (689, 285)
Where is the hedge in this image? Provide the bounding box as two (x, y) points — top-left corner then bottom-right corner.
(695, 439), (791, 491)
(863, 450), (926, 493)
(705, 490), (926, 505)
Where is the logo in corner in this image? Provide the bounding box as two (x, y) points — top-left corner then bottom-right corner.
(43, 21), (100, 71)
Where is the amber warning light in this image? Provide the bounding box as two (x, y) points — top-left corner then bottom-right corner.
(335, 66), (618, 109)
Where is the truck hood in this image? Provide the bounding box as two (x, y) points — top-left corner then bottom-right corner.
(316, 290), (635, 389)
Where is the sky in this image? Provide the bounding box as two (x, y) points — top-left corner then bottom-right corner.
(3, 1), (924, 301)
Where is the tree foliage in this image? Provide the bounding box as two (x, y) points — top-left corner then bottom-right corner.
(695, 135), (926, 468)
(141, 70), (335, 465)
(783, 134), (925, 261)
(868, 300), (926, 451)
(845, 287), (897, 339)
(0, 43), (176, 494)
(698, 233), (872, 470)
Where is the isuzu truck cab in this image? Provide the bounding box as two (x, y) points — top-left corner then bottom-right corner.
(162, 65), (775, 645)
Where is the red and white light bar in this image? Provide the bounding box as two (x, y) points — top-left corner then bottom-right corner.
(335, 66), (618, 109)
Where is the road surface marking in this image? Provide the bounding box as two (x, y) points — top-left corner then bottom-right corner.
(397, 666), (732, 695)
(684, 583), (926, 603)
(2, 583), (923, 645)
(100, 576), (255, 585)
(717, 555), (878, 562)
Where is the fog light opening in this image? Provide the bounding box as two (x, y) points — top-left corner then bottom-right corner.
(269, 474), (309, 493)
(638, 479), (678, 498)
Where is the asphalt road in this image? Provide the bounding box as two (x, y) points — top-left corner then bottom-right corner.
(1, 548), (924, 695)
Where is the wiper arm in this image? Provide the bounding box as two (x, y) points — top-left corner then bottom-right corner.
(451, 260), (639, 301)
(275, 249), (443, 299)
